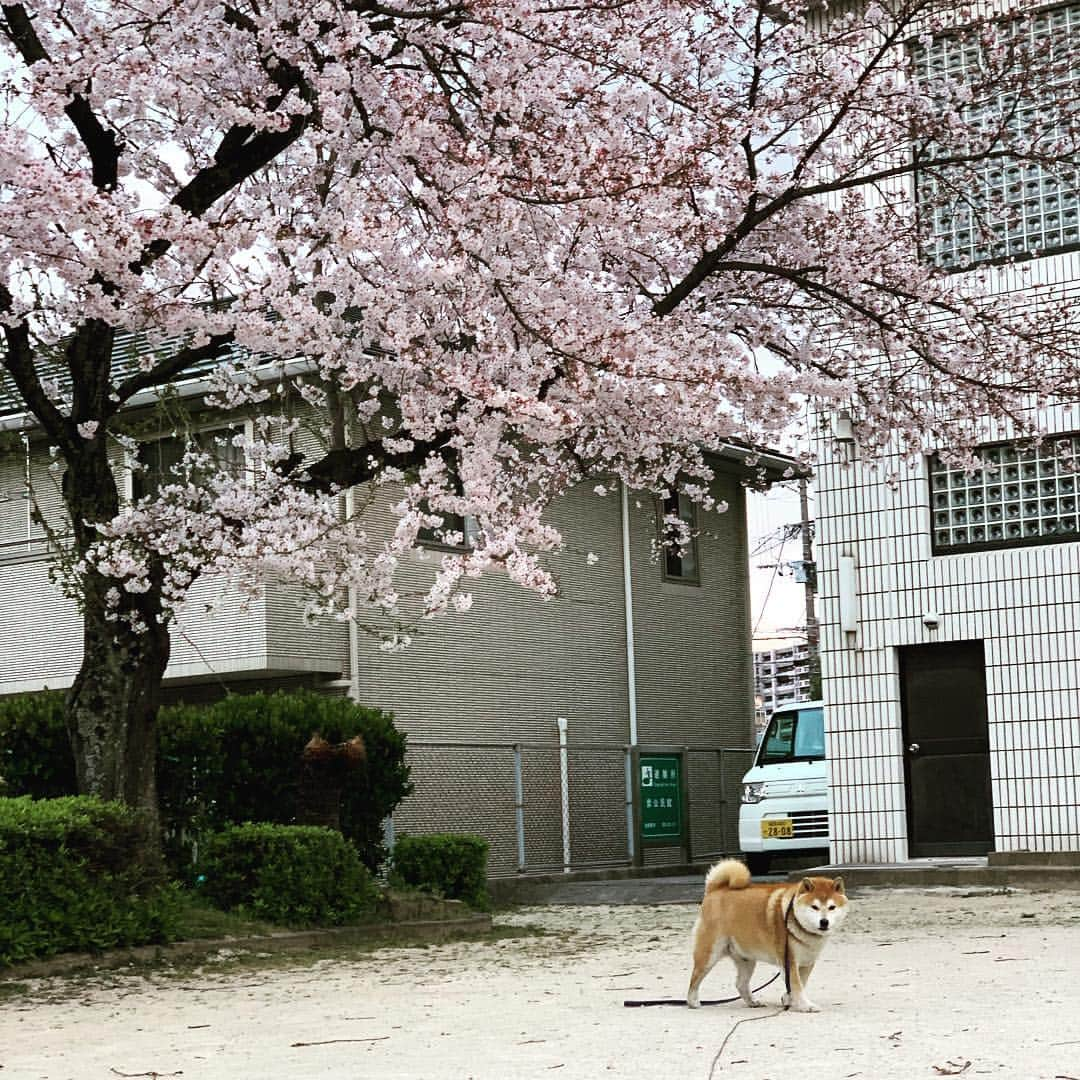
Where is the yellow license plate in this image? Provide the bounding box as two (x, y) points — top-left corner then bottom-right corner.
(761, 819), (794, 839)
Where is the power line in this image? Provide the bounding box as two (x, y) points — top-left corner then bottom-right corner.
(752, 533), (786, 637)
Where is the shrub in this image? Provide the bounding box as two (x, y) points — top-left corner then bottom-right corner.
(158, 691), (412, 873)
(199, 823), (377, 926)
(0, 796), (180, 967)
(391, 834), (490, 911)
(0, 691), (73, 798)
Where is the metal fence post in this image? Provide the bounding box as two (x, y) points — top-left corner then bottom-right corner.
(718, 747), (728, 854)
(513, 744), (526, 873)
(557, 717), (571, 873)
(681, 746), (693, 865)
(630, 744), (643, 868)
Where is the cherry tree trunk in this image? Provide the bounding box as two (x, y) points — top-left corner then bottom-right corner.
(66, 586), (170, 835)
(61, 427), (171, 848)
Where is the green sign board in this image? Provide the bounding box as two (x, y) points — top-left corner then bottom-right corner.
(639, 753), (683, 844)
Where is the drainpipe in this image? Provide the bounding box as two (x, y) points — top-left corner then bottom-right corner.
(620, 481), (639, 746)
(21, 433), (31, 551)
(345, 486), (360, 702)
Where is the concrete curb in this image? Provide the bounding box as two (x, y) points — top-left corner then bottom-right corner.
(793, 864), (1080, 891)
(1, 913), (493, 983)
(487, 862), (715, 905)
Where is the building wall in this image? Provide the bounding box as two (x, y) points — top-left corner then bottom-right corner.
(816, 400), (1080, 862)
(351, 479), (632, 742)
(807, 2), (1080, 862)
(355, 472), (758, 874)
(0, 441), (346, 693)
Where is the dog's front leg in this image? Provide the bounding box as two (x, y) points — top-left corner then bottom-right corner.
(780, 961), (819, 1013)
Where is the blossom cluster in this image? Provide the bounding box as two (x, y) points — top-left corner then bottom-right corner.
(2, 0), (1077, 637)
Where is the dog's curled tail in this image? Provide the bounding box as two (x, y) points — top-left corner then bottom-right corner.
(703, 858), (751, 894)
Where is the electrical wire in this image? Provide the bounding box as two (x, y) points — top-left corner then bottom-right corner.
(751, 534), (786, 636)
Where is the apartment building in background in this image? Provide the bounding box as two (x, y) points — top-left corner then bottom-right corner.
(753, 641), (814, 717)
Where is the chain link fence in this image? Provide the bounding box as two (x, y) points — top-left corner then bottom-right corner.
(391, 737), (756, 877)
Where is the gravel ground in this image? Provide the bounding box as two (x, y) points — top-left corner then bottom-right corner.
(4, 886), (1080, 1080)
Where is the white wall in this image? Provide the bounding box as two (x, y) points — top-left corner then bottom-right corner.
(817, 419), (1080, 861)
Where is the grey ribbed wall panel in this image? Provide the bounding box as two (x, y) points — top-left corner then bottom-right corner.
(393, 743), (520, 877)
(632, 473), (756, 753)
(353, 481), (631, 743)
(567, 747), (630, 865)
(519, 746), (565, 871)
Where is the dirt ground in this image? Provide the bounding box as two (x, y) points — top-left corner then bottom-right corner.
(4, 886), (1080, 1080)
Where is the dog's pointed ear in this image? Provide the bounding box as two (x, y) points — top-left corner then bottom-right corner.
(800, 877), (815, 893)
(833, 876), (845, 894)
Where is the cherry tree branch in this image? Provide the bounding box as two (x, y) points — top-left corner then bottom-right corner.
(110, 334), (237, 410)
(288, 436), (454, 494)
(1, 3), (121, 191)
(0, 285), (75, 448)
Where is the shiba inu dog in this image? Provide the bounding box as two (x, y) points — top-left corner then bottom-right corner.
(686, 859), (847, 1013)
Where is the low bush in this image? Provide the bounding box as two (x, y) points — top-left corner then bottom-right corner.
(0, 796), (180, 967)
(199, 823), (378, 927)
(0, 691), (73, 799)
(391, 834), (490, 911)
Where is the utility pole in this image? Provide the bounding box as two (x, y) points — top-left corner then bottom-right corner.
(799, 477), (821, 699)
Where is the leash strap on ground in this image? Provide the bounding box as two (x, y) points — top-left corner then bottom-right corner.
(623, 972), (780, 1008)
(706, 1008), (786, 1080)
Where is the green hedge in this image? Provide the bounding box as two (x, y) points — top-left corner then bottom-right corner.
(0, 796), (180, 967)
(392, 834), (490, 911)
(0, 690), (412, 873)
(200, 823), (377, 926)
(0, 691), (73, 798)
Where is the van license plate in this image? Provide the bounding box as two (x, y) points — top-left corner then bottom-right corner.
(761, 819), (793, 839)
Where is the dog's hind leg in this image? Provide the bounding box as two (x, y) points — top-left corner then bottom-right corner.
(686, 934), (726, 1009)
(733, 955), (763, 1008)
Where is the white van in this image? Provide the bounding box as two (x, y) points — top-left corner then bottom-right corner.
(738, 700), (829, 875)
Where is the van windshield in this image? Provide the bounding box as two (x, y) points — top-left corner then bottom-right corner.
(757, 706), (825, 765)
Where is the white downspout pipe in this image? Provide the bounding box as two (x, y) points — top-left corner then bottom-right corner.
(21, 433), (31, 551)
(345, 486), (360, 702)
(557, 716), (571, 873)
(620, 481), (639, 747)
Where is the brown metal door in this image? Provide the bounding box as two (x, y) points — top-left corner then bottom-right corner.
(900, 641), (994, 857)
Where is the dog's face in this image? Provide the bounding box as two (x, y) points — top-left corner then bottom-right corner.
(791, 876), (848, 936)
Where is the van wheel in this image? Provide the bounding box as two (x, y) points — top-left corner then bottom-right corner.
(744, 853), (771, 876)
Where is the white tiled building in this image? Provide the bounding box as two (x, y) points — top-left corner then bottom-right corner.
(816, 3), (1080, 864)
(817, 419), (1080, 863)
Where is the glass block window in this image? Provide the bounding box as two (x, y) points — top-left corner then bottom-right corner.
(930, 436), (1080, 553)
(912, 4), (1080, 268)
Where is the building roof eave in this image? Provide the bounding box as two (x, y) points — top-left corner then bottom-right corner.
(705, 442), (810, 488)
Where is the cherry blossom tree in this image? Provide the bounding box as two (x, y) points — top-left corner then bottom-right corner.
(1, 0), (1077, 829)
